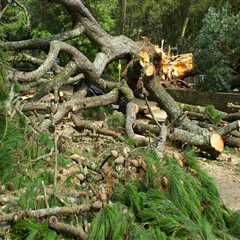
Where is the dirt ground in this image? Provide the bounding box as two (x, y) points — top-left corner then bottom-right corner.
(200, 152), (240, 211)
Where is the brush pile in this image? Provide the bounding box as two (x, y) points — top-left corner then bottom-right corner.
(1, 0), (240, 239)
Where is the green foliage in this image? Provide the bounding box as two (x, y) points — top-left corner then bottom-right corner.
(224, 210), (240, 237)
(85, 0), (118, 32)
(0, 117), (53, 189)
(194, 3), (240, 91)
(11, 219), (57, 240)
(0, 2), (30, 40)
(0, 49), (10, 103)
(107, 111), (125, 131)
(205, 105), (223, 125)
(83, 106), (114, 121)
(0, 112), (7, 142)
(89, 203), (131, 240)
(90, 148), (240, 239)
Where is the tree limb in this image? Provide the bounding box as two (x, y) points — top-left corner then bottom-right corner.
(49, 216), (88, 240)
(0, 203), (92, 223)
(0, 26), (84, 50)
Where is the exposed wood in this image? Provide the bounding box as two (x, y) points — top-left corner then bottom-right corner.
(162, 53), (193, 80)
(144, 106), (168, 122)
(171, 128), (224, 155)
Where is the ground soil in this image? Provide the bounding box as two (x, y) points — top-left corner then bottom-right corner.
(200, 151), (240, 210)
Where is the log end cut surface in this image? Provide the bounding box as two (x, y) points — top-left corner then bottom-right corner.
(210, 133), (224, 153)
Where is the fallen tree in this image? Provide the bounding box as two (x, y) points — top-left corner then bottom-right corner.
(2, 0), (240, 158)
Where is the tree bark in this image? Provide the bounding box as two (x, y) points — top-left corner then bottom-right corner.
(49, 216), (88, 240)
(0, 203), (92, 222)
(171, 128), (224, 155)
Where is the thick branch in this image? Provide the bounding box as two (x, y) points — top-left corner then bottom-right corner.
(224, 135), (240, 147)
(126, 102), (149, 144)
(58, 0), (99, 26)
(147, 77), (211, 136)
(0, 26), (84, 50)
(0, 203), (91, 223)
(171, 128), (224, 155)
(12, 53), (63, 73)
(8, 41), (62, 82)
(53, 88), (119, 124)
(218, 120), (240, 136)
(155, 123), (168, 159)
(34, 61), (78, 100)
(72, 116), (122, 138)
(49, 216), (88, 240)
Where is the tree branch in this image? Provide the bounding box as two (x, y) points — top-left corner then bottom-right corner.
(49, 216), (88, 240)
(0, 26), (84, 50)
(0, 204), (92, 223)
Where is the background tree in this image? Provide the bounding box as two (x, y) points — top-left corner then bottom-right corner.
(194, 3), (240, 91)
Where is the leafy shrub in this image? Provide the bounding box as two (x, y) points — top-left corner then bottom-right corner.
(194, 4), (240, 91)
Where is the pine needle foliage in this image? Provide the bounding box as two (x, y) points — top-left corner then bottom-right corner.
(90, 148), (240, 239)
(205, 105), (223, 126)
(11, 219), (57, 240)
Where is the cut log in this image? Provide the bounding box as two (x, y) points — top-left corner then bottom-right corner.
(218, 120), (240, 136)
(223, 136), (240, 148)
(209, 133), (225, 153)
(171, 128), (224, 155)
(144, 106), (168, 122)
